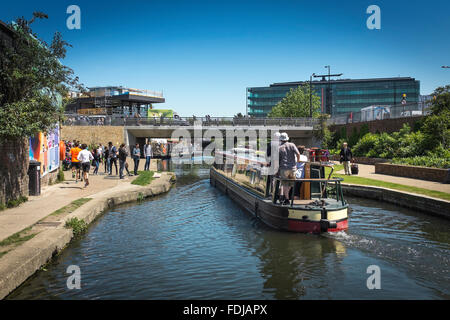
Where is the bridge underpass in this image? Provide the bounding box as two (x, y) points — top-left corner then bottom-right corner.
(124, 124), (320, 150)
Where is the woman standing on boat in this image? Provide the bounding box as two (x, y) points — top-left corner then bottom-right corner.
(278, 133), (300, 205)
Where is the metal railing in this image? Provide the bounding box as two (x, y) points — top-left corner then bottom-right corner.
(327, 102), (431, 125)
(62, 115), (320, 127)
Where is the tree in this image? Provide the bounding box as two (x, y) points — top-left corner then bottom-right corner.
(0, 12), (83, 141)
(268, 83), (320, 118)
(314, 113), (333, 148)
(422, 85), (450, 150)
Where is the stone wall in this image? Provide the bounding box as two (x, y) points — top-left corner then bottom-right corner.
(0, 138), (29, 204)
(375, 163), (450, 183)
(342, 184), (450, 219)
(61, 125), (125, 146)
(330, 116), (423, 135)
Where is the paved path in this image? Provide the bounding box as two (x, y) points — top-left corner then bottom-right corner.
(0, 158), (157, 242)
(335, 162), (450, 193)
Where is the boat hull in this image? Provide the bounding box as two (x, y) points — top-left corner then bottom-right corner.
(210, 167), (348, 234)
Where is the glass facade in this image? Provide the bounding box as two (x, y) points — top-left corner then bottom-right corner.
(247, 77), (420, 117)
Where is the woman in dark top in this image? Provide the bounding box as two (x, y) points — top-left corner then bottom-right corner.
(92, 147), (100, 175)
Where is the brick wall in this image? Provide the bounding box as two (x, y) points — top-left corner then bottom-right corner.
(375, 163), (450, 183)
(330, 154), (389, 165)
(0, 138), (29, 204)
(330, 116), (423, 135)
(61, 126), (124, 146)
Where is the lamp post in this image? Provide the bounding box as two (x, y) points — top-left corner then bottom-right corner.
(325, 65), (331, 114)
(310, 73), (316, 117)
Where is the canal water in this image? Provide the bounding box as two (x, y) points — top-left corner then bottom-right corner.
(7, 163), (450, 299)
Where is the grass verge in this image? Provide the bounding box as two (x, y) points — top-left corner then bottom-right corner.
(325, 165), (450, 201)
(131, 171), (155, 186)
(51, 198), (92, 216)
(0, 227), (36, 247)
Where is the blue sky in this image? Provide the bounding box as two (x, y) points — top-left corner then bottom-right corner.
(2, 0), (449, 116)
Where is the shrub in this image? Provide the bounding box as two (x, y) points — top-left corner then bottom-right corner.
(65, 217), (88, 237)
(57, 167), (65, 182)
(353, 133), (378, 157)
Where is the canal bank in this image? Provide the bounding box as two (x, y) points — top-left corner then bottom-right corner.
(341, 184), (450, 220)
(5, 166), (449, 300)
(0, 170), (175, 299)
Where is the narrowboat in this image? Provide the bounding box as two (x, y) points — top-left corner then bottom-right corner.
(210, 149), (348, 233)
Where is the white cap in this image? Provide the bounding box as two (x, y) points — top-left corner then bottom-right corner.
(273, 132), (281, 140)
(280, 132), (289, 141)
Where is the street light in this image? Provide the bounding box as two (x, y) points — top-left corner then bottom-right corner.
(442, 66), (450, 69)
(310, 73), (316, 117)
(325, 66), (331, 114)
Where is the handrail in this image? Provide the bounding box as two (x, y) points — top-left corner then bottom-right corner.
(272, 177), (344, 183)
(62, 115), (320, 127)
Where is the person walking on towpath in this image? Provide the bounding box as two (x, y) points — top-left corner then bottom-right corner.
(278, 132), (300, 205)
(92, 147), (100, 175)
(132, 143), (141, 176)
(144, 140), (153, 171)
(118, 143), (129, 179)
(107, 142), (118, 175)
(69, 142), (82, 183)
(78, 144), (94, 188)
(340, 142), (353, 175)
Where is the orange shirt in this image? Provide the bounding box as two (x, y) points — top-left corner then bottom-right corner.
(70, 147), (82, 162)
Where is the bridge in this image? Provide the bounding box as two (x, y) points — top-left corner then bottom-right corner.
(62, 116), (322, 147)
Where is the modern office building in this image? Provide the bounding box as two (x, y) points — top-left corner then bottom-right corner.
(247, 77), (420, 117)
(65, 86), (165, 116)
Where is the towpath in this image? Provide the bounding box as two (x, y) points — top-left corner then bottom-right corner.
(0, 158), (157, 242)
(334, 162), (450, 193)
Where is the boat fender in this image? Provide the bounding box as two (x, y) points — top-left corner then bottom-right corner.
(320, 219), (329, 232)
(320, 219), (337, 232)
(321, 208), (327, 220)
(328, 221), (337, 229)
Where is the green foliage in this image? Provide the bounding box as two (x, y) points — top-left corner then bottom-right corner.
(1, 195), (28, 209)
(57, 167), (65, 182)
(428, 85), (450, 116)
(0, 227), (36, 247)
(131, 171), (155, 186)
(65, 217), (88, 237)
(0, 12), (83, 141)
(339, 127), (347, 140)
(329, 85), (450, 168)
(268, 84), (321, 118)
(352, 133), (378, 157)
(314, 114), (333, 148)
(391, 156), (450, 169)
(421, 109), (450, 150)
(348, 127), (359, 147)
(51, 198), (91, 216)
(420, 85), (450, 150)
